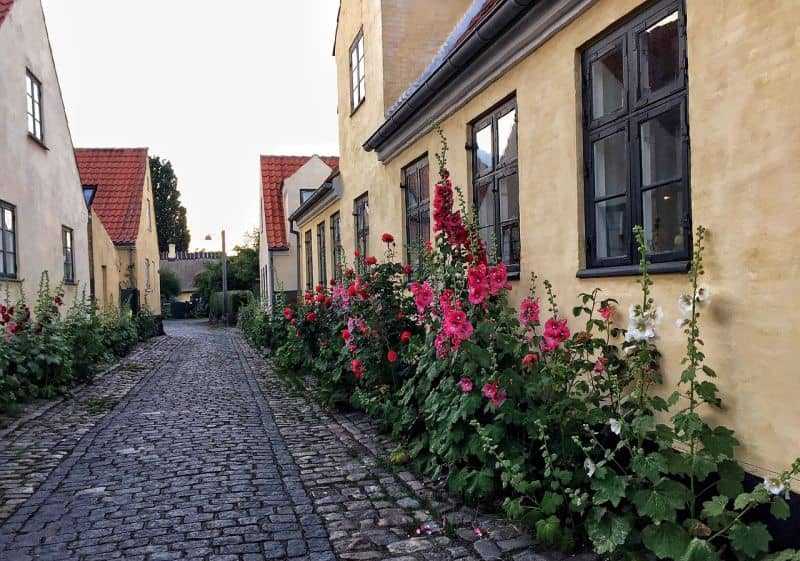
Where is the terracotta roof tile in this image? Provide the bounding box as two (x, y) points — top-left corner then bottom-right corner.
(0, 0), (15, 27)
(75, 148), (149, 245)
(260, 155), (339, 249)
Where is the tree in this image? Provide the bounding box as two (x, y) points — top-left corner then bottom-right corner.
(159, 266), (181, 300)
(193, 227), (260, 304)
(149, 156), (190, 252)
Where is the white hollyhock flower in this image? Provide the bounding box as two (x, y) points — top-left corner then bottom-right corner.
(609, 418), (622, 435)
(585, 458), (596, 478)
(696, 284), (711, 306)
(645, 306), (663, 325)
(628, 304), (638, 320)
(764, 477), (785, 496)
(676, 318), (690, 329)
(626, 316), (655, 342)
(678, 293), (694, 317)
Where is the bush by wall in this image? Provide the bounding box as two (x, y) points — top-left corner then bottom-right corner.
(240, 142), (800, 561)
(209, 290), (252, 324)
(0, 272), (154, 413)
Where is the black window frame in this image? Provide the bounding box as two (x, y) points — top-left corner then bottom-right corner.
(26, 70), (44, 144)
(580, 0), (690, 274)
(304, 230), (313, 291)
(470, 96), (520, 275)
(330, 212), (343, 280)
(300, 189), (316, 204)
(0, 201), (17, 280)
(349, 29), (366, 113)
(402, 155), (431, 267)
(354, 194), (369, 272)
(316, 221), (327, 286)
(62, 226), (75, 283)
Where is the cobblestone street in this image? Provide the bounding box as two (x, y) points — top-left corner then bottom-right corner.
(0, 320), (563, 561)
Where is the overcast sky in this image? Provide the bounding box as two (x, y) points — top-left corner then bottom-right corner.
(42, 0), (340, 252)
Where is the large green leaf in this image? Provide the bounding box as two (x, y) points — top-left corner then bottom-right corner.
(586, 507), (631, 555)
(700, 495), (729, 518)
(700, 425), (738, 459)
(632, 452), (668, 482)
(680, 539), (720, 561)
(632, 480), (690, 523)
(770, 497), (791, 520)
(729, 522), (772, 560)
(642, 522), (691, 560)
(591, 472), (629, 507)
(541, 491), (565, 515)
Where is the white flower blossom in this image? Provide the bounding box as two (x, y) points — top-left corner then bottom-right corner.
(585, 458), (596, 478)
(645, 306), (663, 325)
(676, 318), (690, 329)
(678, 293), (694, 317)
(609, 418), (622, 435)
(764, 477), (785, 496)
(625, 316), (655, 342)
(696, 284), (711, 306)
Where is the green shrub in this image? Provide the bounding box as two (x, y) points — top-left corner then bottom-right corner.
(210, 290), (252, 324)
(134, 307), (159, 341)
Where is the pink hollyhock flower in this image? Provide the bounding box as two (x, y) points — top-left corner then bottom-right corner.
(290, 318), (297, 325)
(492, 390), (507, 408)
(387, 350), (398, 363)
(467, 264), (489, 305)
(443, 308), (473, 341)
(518, 297), (540, 325)
(600, 306), (614, 320)
(400, 331), (412, 343)
(351, 358), (364, 379)
(594, 356), (609, 373)
(541, 318), (570, 352)
(488, 262), (510, 295)
(365, 256), (377, 266)
(458, 377), (473, 392)
(410, 282), (434, 314)
(434, 333), (449, 358)
(522, 353), (539, 367)
(381, 233), (394, 243)
(482, 381), (498, 399)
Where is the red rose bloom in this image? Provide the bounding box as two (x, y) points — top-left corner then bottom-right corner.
(342, 329), (351, 341)
(400, 331), (412, 343)
(365, 256), (377, 266)
(283, 307), (293, 321)
(351, 358), (364, 379)
(305, 312), (317, 323)
(381, 233), (394, 243)
(387, 350), (399, 363)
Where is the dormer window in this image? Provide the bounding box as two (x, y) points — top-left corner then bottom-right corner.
(350, 30), (366, 113)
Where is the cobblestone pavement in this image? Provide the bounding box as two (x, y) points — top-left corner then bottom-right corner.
(0, 320), (579, 561)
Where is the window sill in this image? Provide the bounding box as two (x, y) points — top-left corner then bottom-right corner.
(63, 281), (77, 286)
(27, 133), (48, 150)
(0, 276), (21, 283)
(576, 260), (690, 279)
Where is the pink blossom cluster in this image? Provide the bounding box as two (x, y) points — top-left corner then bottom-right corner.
(541, 318), (571, 352)
(409, 282), (434, 315)
(434, 291), (474, 358)
(466, 262), (511, 306)
(518, 297), (540, 325)
(481, 380), (507, 408)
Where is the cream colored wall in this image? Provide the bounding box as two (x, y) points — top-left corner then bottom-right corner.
(133, 164), (161, 314)
(337, 0), (800, 478)
(297, 201), (342, 293)
(0, 0), (90, 307)
(91, 210), (122, 309)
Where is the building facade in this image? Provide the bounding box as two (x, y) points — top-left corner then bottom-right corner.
(258, 155), (338, 305)
(75, 148), (162, 314)
(328, 0), (800, 483)
(0, 0), (91, 306)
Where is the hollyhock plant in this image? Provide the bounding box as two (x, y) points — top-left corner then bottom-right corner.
(467, 263), (489, 305)
(518, 297), (540, 325)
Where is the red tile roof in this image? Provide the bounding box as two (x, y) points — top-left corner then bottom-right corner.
(75, 148), (149, 245)
(260, 155), (339, 250)
(0, 0), (15, 27)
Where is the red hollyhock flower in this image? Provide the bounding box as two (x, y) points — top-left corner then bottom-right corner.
(315, 284), (324, 294)
(396, 311), (405, 319)
(329, 278), (337, 286)
(341, 329), (351, 341)
(283, 307), (293, 321)
(400, 331), (412, 343)
(402, 264), (413, 275)
(354, 250), (361, 258)
(600, 306), (614, 320)
(54, 296), (63, 306)
(351, 358), (364, 379)
(305, 312), (317, 323)
(387, 350), (398, 363)
(348, 344), (357, 353)
(365, 256), (377, 266)
(381, 233), (394, 243)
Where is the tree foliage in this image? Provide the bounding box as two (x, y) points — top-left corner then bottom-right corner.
(149, 156), (190, 252)
(159, 266), (181, 300)
(193, 228), (260, 304)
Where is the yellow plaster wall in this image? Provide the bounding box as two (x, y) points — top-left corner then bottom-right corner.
(133, 164), (162, 314)
(335, 0), (800, 477)
(91, 210), (123, 309)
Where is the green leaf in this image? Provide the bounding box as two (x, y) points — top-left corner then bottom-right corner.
(591, 472), (629, 508)
(642, 522), (691, 560)
(700, 426), (738, 458)
(632, 452), (668, 482)
(729, 522), (771, 560)
(692, 450), (718, 482)
(717, 460), (745, 497)
(764, 550), (800, 561)
(586, 507), (632, 555)
(770, 497), (791, 520)
(680, 539), (720, 561)
(701, 365), (717, 378)
(541, 491), (565, 515)
(701, 496), (729, 518)
(536, 515), (562, 546)
(631, 414), (656, 437)
(632, 480), (690, 523)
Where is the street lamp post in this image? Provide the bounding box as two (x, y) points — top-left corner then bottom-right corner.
(205, 230), (228, 326)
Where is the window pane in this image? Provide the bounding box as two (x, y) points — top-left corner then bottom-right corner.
(3, 230), (12, 252)
(419, 208), (430, 242)
(351, 48), (358, 71)
(640, 105), (681, 186)
(478, 226), (494, 256)
(27, 114), (35, 135)
(638, 11), (680, 96)
(475, 181), (494, 228)
(3, 209), (12, 229)
(500, 222), (520, 265)
(593, 131), (627, 198)
(498, 174), (519, 222)
(419, 165), (429, 202)
(498, 109), (517, 164)
(32, 83), (39, 102)
(66, 231), (72, 248)
(5, 252), (15, 275)
(642, 182), (683, 253)
(26, 75), (33, 96)
(405, 169), (418, 207)
(591, 46), (625, 119)
(359, 79), (366, 102)
(407, 212), (420, 247)
(595, 197), (626, 259)
(474, 124), (493, 174)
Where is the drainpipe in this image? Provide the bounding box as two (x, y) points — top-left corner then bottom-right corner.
(267, 248), (276, 308)
(87, 212), (95, 301)
(289, 218), (301, 301)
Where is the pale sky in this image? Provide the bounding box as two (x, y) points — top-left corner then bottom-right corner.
(42, 0), (341, 252)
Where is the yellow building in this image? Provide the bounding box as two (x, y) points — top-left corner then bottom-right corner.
(75, 148), (162, 314)
(325, 0), (800, 481)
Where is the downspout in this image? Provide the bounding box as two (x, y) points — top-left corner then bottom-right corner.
(289, 217), (301, 300)
(87, 211), (95, 301)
